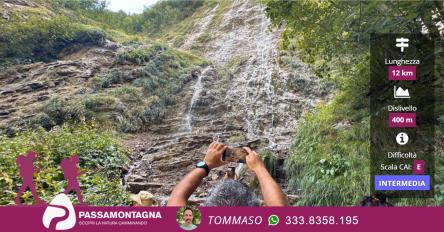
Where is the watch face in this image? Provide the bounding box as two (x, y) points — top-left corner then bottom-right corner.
(197, 161), (205, 167)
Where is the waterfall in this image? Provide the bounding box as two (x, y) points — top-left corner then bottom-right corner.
(243, 7), (276, 148)
(184, 66), (210, 132)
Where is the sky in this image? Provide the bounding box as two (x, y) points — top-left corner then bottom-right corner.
(106, 0), (159, 14)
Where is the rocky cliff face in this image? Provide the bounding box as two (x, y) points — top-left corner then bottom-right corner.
(124, 0), (329, 204)
(0, 44), (117, 132)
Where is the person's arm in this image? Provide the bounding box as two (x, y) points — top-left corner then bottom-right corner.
(244, 147), (288, 206)
(167, 142), (227, 206)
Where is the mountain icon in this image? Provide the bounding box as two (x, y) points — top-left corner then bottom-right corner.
(394, 86), (410, 98)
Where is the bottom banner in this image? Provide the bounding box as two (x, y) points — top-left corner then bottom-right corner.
(0, 205), (442, 232)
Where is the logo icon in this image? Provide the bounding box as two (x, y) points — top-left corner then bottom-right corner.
(395, 37), (409, 52)
(42, 194), (76, 230)
(268, 215), (279, 226)
(396, 132), (409, 145)
(394, 86), (410, 98)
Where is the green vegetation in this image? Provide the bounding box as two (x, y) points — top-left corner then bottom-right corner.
(27, 43), (204, 133)
(56, 0), (204, 37)
(0, 15), (106, 64)
(0, 124), (129, 205)
(227, 131), (247, 144)
(260, 150), (281, 179)
(131, 0), (204, 36)
(0, 0), (205, 66)
(265, 0), (444, 206)
(161, 0), (219, 47)
(285, 95), (370, 206)
(208, 0), (231, 29)
(219, 56), (249, 81)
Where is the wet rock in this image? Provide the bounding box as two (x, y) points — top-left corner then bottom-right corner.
(0, 111), (10, 116)
(36, 95), (49, 101)
(126, 182), (164, 194)
(29, 82), (46, 90)
(126, 174), (145, 183)
(1, 89), (14, 95)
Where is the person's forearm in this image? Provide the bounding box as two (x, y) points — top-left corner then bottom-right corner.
(167, 168), (206, 206)
(255, 167), (288, 206)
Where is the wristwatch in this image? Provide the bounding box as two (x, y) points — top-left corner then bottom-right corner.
(196, 161), (210, 176)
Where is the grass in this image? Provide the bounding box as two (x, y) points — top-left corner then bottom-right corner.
(0, 14), (106, 64)
(208, 0), (232, 29)
(260, 150), (281, 179)
(160, 0), (219, 46)
(219, 55), (249, 80)
(286, 92), (370, 206)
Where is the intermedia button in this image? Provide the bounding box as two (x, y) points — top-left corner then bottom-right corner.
(375, 175), (430, 191)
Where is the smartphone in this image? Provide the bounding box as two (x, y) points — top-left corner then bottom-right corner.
(222, 147), (248, 163)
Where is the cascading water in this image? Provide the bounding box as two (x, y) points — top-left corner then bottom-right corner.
(242, 6), (277, 148)
(184, 66), (211, 133)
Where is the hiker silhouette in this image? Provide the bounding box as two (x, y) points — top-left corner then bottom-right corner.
(15, 151), (44, 205)
(60, 155), (85, 204)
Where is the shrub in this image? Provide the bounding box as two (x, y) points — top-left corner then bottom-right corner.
(84, 95), (117, 111)
(43, 97), (87, 126)
(260, 150), (281, 179)
(116, 44), (167, 65)
(227, 132), (247, 144)
(0, 123), (130, 205)
(132, 0), (204, 36)
(0, 15), (106, 64)
(285, 94), (370, 206)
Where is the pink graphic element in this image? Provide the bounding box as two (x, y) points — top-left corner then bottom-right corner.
(389, 112), (416, 127)
(61, 155), (85, 204)
(414, 160), (425, 175)
(15, 151), (45, 205)
(388, 66), (416, 80)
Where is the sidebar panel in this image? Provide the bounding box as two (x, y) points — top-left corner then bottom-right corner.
(370, 34), (435, 198)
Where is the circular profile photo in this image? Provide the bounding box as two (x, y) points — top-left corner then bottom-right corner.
(176, 205), (201, 231)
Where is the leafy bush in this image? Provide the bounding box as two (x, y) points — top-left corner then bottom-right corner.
(0, 15), (106, 64)
(132, 0), (204, 36)
(260, 150), (281, 179)
(52, 0), (107, 12)
(0, 123), (129, 205)
(227, 131), (247, 144)
(285, 95), (370, 206)
(117, 44), (167, 65)
(84, 95), (117, 111)
(42, 97), (88, 126)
